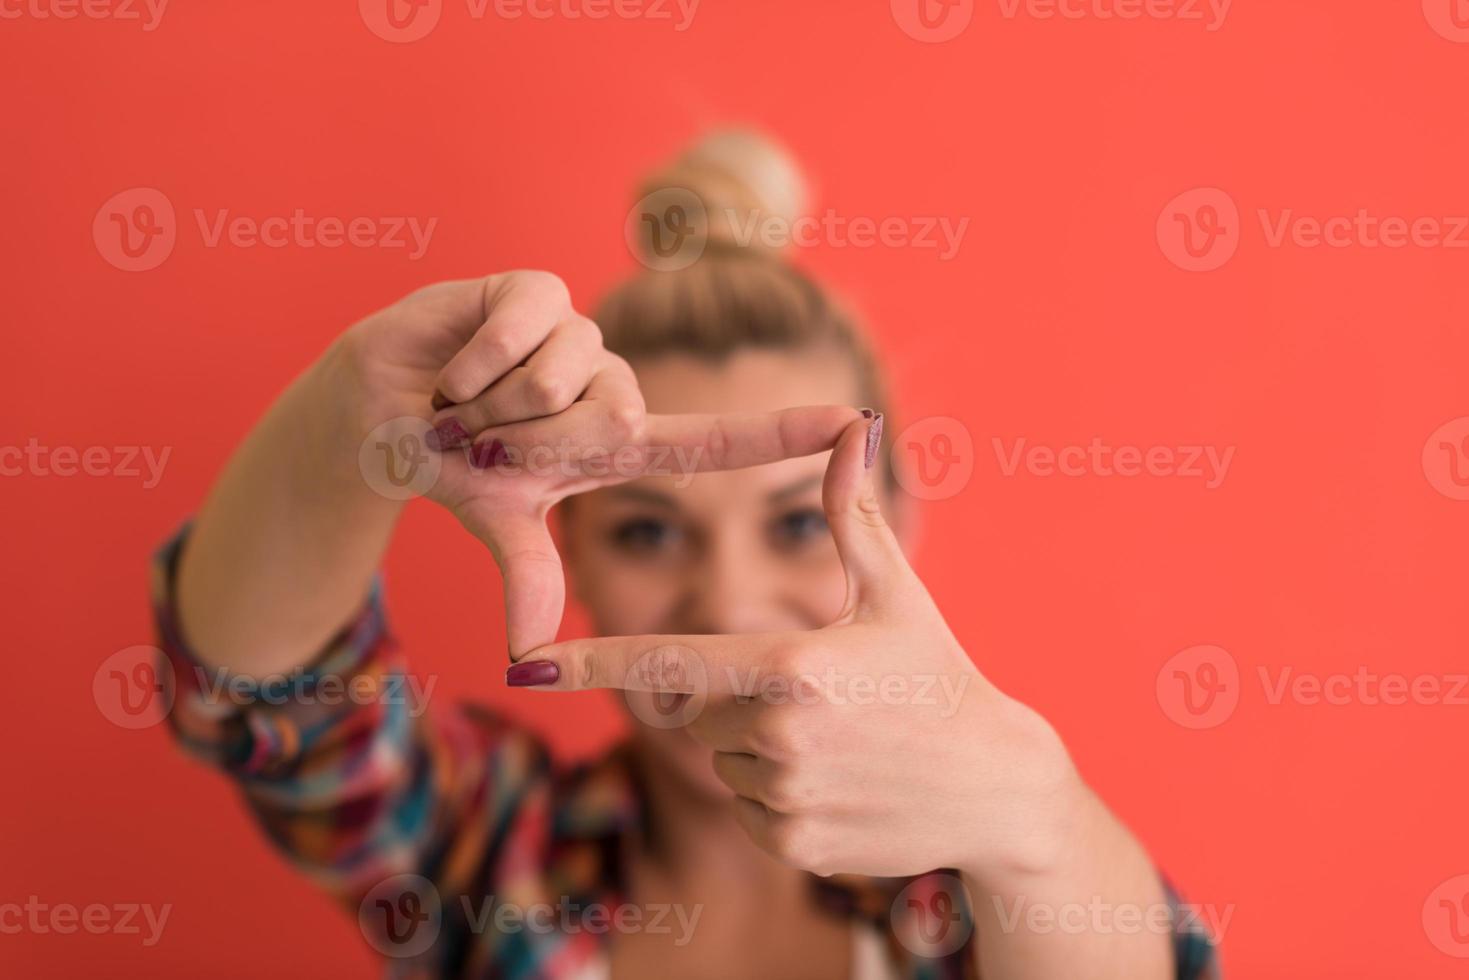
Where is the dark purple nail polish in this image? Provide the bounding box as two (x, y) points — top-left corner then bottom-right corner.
(468, 439), (508, 470)
(431, 390), (452, 412)
(426, 418), (469, 451)
(864, 413), (884, 470)
(859, 407), (875, 420)
(506, 661), (559, 687)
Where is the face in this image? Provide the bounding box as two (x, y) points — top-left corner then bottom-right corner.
(559, 346), (871, 797)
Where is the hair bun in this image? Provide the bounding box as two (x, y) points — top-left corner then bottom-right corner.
(634, 129), (809, 261)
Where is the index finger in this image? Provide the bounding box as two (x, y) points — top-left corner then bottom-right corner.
(506, 632), (807, 694)
(639, 406), (862, 474)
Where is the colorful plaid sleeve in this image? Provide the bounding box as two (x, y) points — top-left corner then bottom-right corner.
(1166, 878), (1223, 979)
(150, 525), (553, 971)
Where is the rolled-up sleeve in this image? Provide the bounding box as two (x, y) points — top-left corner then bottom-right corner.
(150, 525), (552, 908)
(1165, 878), (1222, 980)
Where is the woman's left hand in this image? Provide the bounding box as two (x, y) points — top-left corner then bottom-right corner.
(510, 414), (1084, 884)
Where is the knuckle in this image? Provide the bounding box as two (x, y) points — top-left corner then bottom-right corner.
(607, 401), (646, 444)
(753, 709), (802, 760)
(567, 313), (605, 345)
(439, 369), (482, 406)
(524, 369), (570, 410)
(520, 269), (570, 305)
(576, 647), (599, 691)
(478, 329), (518, 365)
(768, 639), (821, 683)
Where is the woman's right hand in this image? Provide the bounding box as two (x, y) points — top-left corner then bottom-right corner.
(340, 271), (859, 658)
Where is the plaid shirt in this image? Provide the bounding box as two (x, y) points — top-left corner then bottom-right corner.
(152, 527), (1220, 979)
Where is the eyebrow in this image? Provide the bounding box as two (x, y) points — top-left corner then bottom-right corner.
(605, 474), (825, 510)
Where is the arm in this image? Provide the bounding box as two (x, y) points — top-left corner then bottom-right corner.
(174, 271), (586, 676)
(510, 415), (1220, 979)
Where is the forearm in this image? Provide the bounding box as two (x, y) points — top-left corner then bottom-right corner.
(176, 337), (406, 677)
(963, 784), (1174, 980)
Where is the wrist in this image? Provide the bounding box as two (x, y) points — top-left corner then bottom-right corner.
(958, 699), (1093, 894)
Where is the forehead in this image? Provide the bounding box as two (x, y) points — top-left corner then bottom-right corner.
(626, 347), (863, 500)
(632, 347), (862, 415)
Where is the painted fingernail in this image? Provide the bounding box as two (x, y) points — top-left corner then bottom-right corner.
(468, 439), (508, 470)
(864, 413), (884, 470)
(859, 407), (875, 420)
(426, 418), (469, 451)
(506, 661), (559, 687)
(431, 390), (452, 412)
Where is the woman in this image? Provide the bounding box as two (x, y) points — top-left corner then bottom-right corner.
(154, 132), (1220, 978)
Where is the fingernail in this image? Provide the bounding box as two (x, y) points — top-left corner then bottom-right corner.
(426, 418), (469, 451)
(468, 439), (507, 470)
(864, 413), (884, 470)
(506, 661), (559, 687)
(431, 390), (452, 412)
(859, 407), (875, 420)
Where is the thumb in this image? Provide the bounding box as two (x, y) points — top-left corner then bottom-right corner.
(460, 505), (566, 660)
(822, 411), (911, 616)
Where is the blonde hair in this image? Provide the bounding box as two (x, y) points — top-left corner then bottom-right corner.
(596, 130), (889, 422)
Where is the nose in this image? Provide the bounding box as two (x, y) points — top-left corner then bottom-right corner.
(675, 532), (797, 635)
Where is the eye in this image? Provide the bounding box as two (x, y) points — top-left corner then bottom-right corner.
(609, 517), (681, 554)
(768, 507), (830, 550)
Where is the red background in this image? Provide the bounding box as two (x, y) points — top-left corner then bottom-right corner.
(3, 1), (1466, 976)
